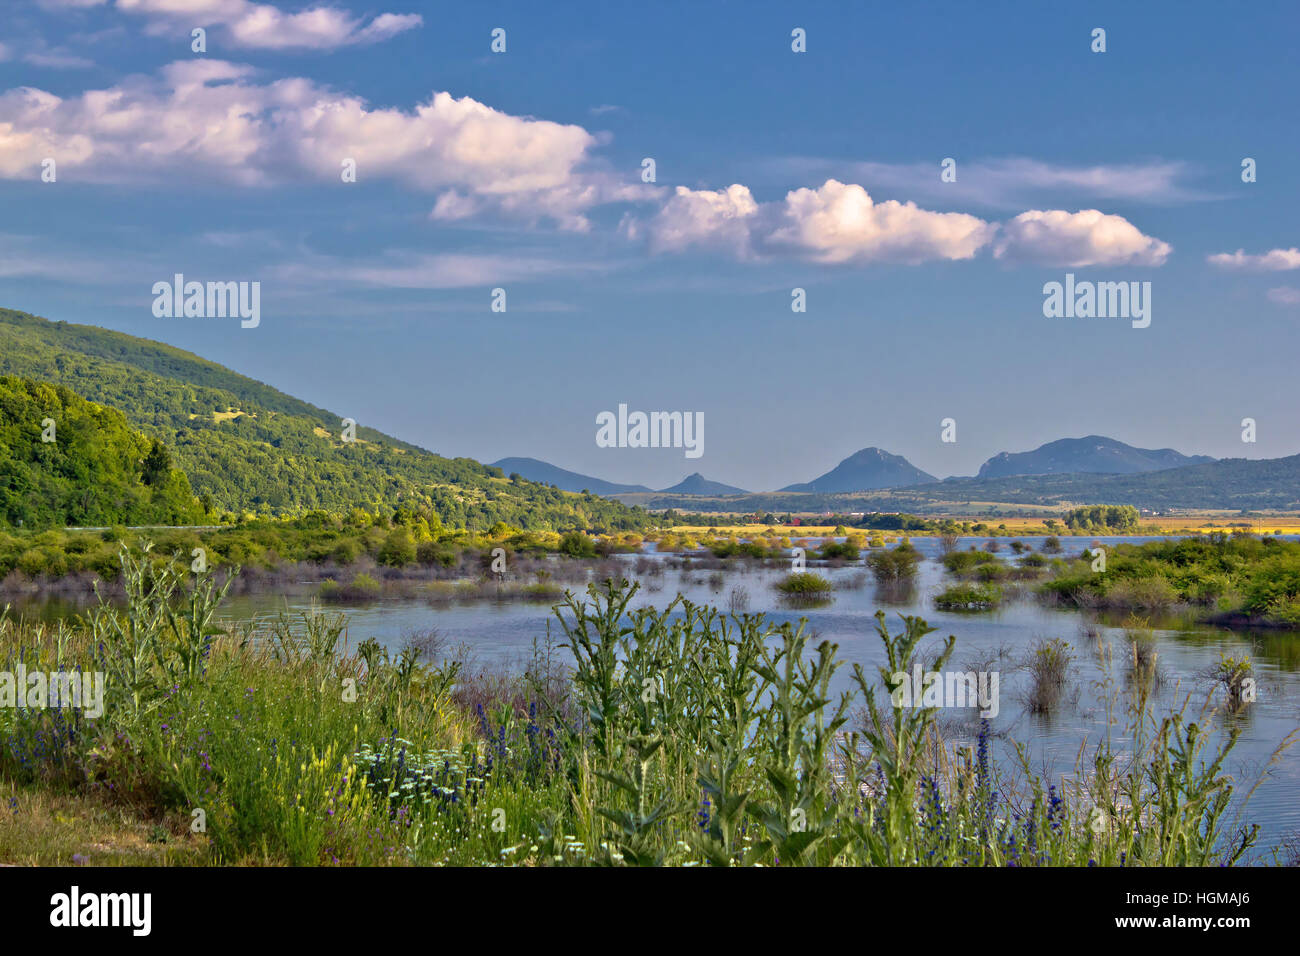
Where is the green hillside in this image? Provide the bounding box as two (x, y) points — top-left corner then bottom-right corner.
(0, 308), (645, 531)
(0, 375), (204, 529)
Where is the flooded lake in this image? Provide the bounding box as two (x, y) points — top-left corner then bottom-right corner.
(15, 535), (1300, 857)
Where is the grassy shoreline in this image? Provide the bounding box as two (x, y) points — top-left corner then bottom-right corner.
(1, 544), (1293, 867)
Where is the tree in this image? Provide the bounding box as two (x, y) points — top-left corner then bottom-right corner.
(377, 527), (416, 567)
(141, 438), (173, 487)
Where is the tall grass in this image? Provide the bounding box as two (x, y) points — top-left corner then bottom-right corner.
(0, 544), (1283, 867)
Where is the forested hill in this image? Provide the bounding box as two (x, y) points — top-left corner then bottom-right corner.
(0, 309), (645, 531)
(0, 375), (205, 528)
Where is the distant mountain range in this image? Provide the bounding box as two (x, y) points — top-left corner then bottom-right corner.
(499, 436), (1223, 502)
(917, 455), (1299, 511)
(538, 437), (1285, 515)
(625, 454), (1300, 514)
(779, 447), (937, 493)
(978, 436), (1215, 478)
(490, 457), (652, 495)
(493, 458), (746, 496)
(659, 472), (748, 495)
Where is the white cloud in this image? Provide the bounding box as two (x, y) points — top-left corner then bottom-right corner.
(0, 60), (645, 227)
(993, 209), (1172, 266)
(642, 184), (762, 256)
(1267, 286), (1300, 306)
(0, 61), (1179, 268)
(114, 0), (422, 50)
(770, 180), (994, 264)
(636, 180), (993, 264)
(1207, 247), (1300, 271)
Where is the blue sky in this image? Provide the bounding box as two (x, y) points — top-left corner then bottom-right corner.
(2, 0), (1298, 492)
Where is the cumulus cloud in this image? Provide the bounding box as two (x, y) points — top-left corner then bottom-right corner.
(635, 180), (994, 264)
(770, 180), (994, 263)
(1207, 247), (1300, 271)
(0, 60), (647, 227)
(993, 209), (1172, 266)
(0, 58), (1177, 263)
(113, 0), (422, 50)
(641, 185), (762, 256)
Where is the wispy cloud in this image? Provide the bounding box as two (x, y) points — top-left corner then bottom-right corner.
(1208, 247), (1300, 271)
(271, 250), (613, 290)
(758, 157), (1213, 209)
(21, 35), (97, 69)
(0, 233), (121, 283)
(48, 0), (424, 51)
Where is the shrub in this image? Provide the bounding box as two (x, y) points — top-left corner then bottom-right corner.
(866, 545), (920, 583)
(972, 563), (1011, 583)
(1212, 653), (1253, 711)
(819, 541), (860, 561)
(416, 540), (457, 567)
(331, 538), (363, 564)
(1026, 638), (1073, 714)
(943, 550), (998, 574)
(775, 572), (832, 594)
(377, 528), (416, 568)
(558, 532), (597, 559)
(348, 573), (382, 599)
(934, 583), (1003, 610)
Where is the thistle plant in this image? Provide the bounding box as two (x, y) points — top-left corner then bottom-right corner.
(92, 542), (235, 719)
(747, 622), (851, 866)
(847, 612), (955, 865)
